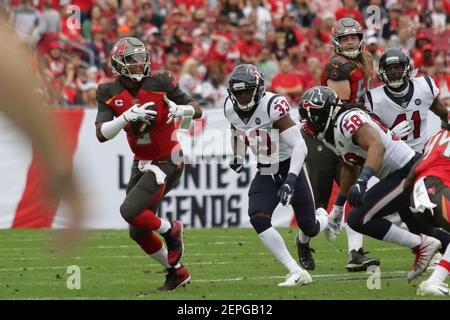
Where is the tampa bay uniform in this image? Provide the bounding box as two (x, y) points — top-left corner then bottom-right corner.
(224, 91), (316, 223)
(322, 55), (371, 103)
(95, 70), (193, 215)
(96, 70), (193, 160)
(364, 76), (440, 153)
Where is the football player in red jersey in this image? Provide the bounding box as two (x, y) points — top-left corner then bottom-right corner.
(300, 17), (379, 272)
(95, 37), (202, 292)
(407, 110), (450, 296)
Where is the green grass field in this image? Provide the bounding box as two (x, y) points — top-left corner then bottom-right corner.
(0, 228), (447, 300)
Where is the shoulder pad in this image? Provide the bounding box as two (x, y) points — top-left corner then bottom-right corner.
(338, 109), (369, 139)
(326, 59), (354, 81)
(267, 95), (291, 121)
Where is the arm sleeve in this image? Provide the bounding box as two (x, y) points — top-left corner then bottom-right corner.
(280, 125), (307, 176)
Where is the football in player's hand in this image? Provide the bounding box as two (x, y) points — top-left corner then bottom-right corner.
(130, 103), (157, 135)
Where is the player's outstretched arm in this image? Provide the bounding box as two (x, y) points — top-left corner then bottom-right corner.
(229, 126), (246, 173)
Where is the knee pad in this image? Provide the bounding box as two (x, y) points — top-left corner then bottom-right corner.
(249, 213), (272, 234)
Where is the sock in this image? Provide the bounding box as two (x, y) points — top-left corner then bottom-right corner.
(156, 219), (171, 234)
(298, 230), (309, 244)
(129, 209), (162, 230)
(258, 227), (300, 273)
(135, 231), (162, 255)
(382, 224), (421, 248)
(149, 244), (171, 268)
(428, 246), (450, 284)
(344, 222), (364, 252)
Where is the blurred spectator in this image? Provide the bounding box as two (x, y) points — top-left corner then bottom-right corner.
(179, 57), (201, 97)
(411, 32), (433, 71)
(81, 5), (101, 40)
(257, 46), (280, 89)
(9, 0), (41, 46)
(299, 56), (321, 90)
(139, 1), (164, 30)
(220, 0), (244, 27)
(382, 4), (401, 40)
(43, 41), (65, 76)
(266, 0), (291, 16)
(430, 0), (448, 32)
(277, 13), (304, 50)
(335, 0), (363, 26)
(309, 0), (341, 17)
(429, 53), (450, 96)
(206, 15), (233, 78)
(316, 12), (335, 45)
(86, 24), (109, 71)
(243, 0), (272, 34)
(36, 1), (60, 55)
(287, 0), (316, 28)
(190, 27), (210, 62)
(271, 57), (303, 103)
(236, 21), (261, 65)
(273, 31), (289, 61)
(194, 70), (227, 107)
(144, 31), (165, 72)
(78, 81), (97, 106)
(403, 0), (421, 25)
(165, 53), (181, 78)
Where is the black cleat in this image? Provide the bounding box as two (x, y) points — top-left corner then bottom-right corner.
(346, 248), (380, 272)
(296, 237), (316, 271)
(157, 265), (191, 292)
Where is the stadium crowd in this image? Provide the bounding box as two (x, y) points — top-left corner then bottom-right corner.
(2, 0), (450, 108)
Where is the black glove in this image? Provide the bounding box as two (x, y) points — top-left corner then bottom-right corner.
(278, 173), (297, 206)
(229, 155), (244, 173)
(348, 179), (367, 208)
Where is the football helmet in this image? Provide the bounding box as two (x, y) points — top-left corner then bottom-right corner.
(379, 47), (412, 89)
(227, 64), (265, 112)
(111, 37), (150, 82)
(299, 86), (342, 140)
(331, 18), (365, 59)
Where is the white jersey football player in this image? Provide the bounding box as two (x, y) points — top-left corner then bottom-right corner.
(365, 48), (448, 268)
(224, 64), (330, 286)
(299, 86), (443, 280)
(365, 47), (448, 153)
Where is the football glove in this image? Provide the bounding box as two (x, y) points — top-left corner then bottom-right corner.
(391, 120), (412, 139)
(229, 155), (244, 173)
(278, 173), (297, 207)
(329, 205), (344, 232)
(348, 179), (367, 208)
(123, 102), (157, 123)
(164, 95), (195, 124)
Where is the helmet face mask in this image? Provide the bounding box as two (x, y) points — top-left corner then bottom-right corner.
(111, 37), (150, 82)
(227, 64), (265, 112)
(379, 48), (412, 89)
(299, 86), (342, 140)
(331, 18), (365, 59)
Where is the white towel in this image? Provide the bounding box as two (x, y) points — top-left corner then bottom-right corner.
(138, 160), (167, 185)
